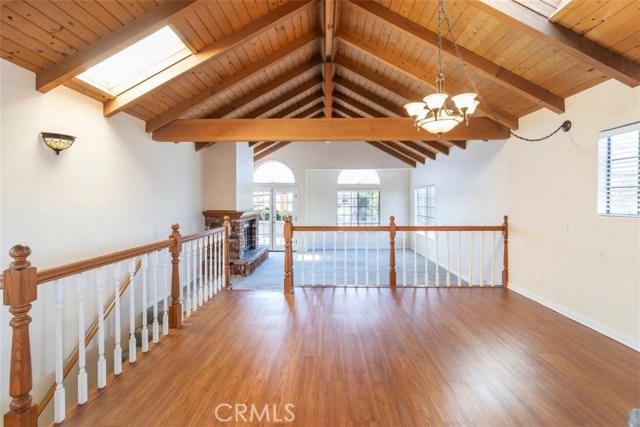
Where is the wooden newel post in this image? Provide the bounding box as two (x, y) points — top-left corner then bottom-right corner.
(502, 215), (509, 288)
(3, 245), (38, 427)
(223, 216), (231, 289)
(168, 224), (182, 329)
(283, 216), (294, 294)
(389, 216), (397, 288)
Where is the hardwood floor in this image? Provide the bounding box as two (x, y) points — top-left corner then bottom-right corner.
(63, 288), (639, 427)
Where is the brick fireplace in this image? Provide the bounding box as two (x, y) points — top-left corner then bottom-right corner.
(203, 210), (268, 276)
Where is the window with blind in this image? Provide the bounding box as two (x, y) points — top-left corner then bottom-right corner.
(597, 122), (640, 217)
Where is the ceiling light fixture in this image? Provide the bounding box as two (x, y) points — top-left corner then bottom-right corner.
(40, 132), (76, 155)
(404, 0), (478, 136)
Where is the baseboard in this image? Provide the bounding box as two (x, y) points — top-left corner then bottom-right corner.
(509, 284), (639, 352)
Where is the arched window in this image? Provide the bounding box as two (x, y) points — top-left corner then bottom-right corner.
(253, 160), (295, 184)
(337, 169), (380, 185)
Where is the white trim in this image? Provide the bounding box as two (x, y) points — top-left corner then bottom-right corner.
(509, 284), (640, 352)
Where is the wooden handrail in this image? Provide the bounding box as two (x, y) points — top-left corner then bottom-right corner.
(396, 225), (505, 232)
(37, 260), (143, 416)
(181, 226), (225, 243)
(36, 239), (172, 285)
(293, 225), (388, 232)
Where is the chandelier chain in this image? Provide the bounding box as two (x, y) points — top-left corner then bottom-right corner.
(440, 1), (565, 142)
(437, 0), (443, 74)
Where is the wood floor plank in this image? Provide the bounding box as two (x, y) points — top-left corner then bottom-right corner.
(62, 288), (639, 427)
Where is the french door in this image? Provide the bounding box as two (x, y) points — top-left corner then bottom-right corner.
(253, 187), (297, 251)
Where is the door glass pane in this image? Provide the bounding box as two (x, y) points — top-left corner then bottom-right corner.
(253, 191), (271, 247)
(273, 190), (294, 249)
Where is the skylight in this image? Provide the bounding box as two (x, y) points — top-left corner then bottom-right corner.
(77, 26), (190, 96)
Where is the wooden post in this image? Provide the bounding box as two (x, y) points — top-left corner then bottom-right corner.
(3, 245), (38, 427)
(502, 215), (509, 288)
(168, 224), (182, 329)
(389, 216), (397, 288)
(283, 216), (294, 294)
(223, 216), (231, 288)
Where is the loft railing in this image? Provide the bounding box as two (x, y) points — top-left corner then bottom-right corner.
(1, 218), (231, 426)
(283, 216), (509, 293)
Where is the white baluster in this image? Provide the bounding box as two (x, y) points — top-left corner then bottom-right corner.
(402, 231), (406, 287)
(163, 249), (169, 336)
(152, 252), (160, 342)
(354, 231), (359, 286)
(480, 231), (485, 287)
(469, 232), (474, 286)
(491, 231), (496, 287)
(300, 234), (305, 287)
(203, 236), (209, 300)
(191, 241), (198, 311)
(446, 231), (451, 287)
(413, 232), (418, 286)
(333, 231), (337, 287)
(141, 254), (149, 352)
(435, 232), (440, 286)
(219, 232), (225, 291)
(113, 263), (123, 374)
(343, 232), (347, 287)
(208, 234), (214, 297)
(198, 238), (204, 306)
(54, 279), (66, 423)
(322, 232), (326, 286)
(376, 231), (380, 287)
(97, 268), (107, 388)
(457, 231), (462, 287)
(213, 233), (219, 294)
(77, 273), (88, 404)
(128, 259), (137, 363)
(185, 241), (192, 316)
(424, 230), (429, 286)
(365, 231), (370, 287)
(311, 232), (316, 287)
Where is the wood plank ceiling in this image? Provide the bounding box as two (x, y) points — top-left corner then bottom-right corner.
(1, 0), (638, 167)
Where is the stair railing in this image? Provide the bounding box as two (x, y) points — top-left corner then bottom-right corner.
(283, 216), (509, 293)
(1, 217), (231, 426)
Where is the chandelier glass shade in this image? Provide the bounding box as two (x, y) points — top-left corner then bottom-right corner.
(404, 0), (479, 136)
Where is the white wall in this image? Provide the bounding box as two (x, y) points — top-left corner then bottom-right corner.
(202, 141), (254, 211)
(411, 79), (640, 350)
(0, 59), (204, 416)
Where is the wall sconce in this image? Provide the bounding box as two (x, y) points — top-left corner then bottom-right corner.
(40, 132), (76, 155)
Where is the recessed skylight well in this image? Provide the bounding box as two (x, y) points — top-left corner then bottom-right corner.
(77, 26), (190, 96)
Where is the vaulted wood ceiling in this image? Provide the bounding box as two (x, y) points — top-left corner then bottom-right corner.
(1, 0), (638, 166)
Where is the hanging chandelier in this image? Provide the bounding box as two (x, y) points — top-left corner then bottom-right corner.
(404, 0), (478, 136)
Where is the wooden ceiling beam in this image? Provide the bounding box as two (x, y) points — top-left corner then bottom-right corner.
(335, 36), (520, 130)
(449, 141), (467, 150)
(397, 141), (437, 160)
(333, 93), (386, 118)
(104, 1), (315, 117)
(474, 0), (640, 87)
(366, 142), (416, 167)
(324, 63), (333, 118)
(348, 0), (565, 113)
(208, 62), (322, 118)
(153, 117), (510, 142)
(241, 80), (323, 119)
(378, 141), (426, 164)
(255, 142), (292, 162)
(146, 32), (321, 132)
(324, 0), (337, 61)
(411, 140), (449, 156)
(333, 76), (405, 117)
(35, 0), (200, 93)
